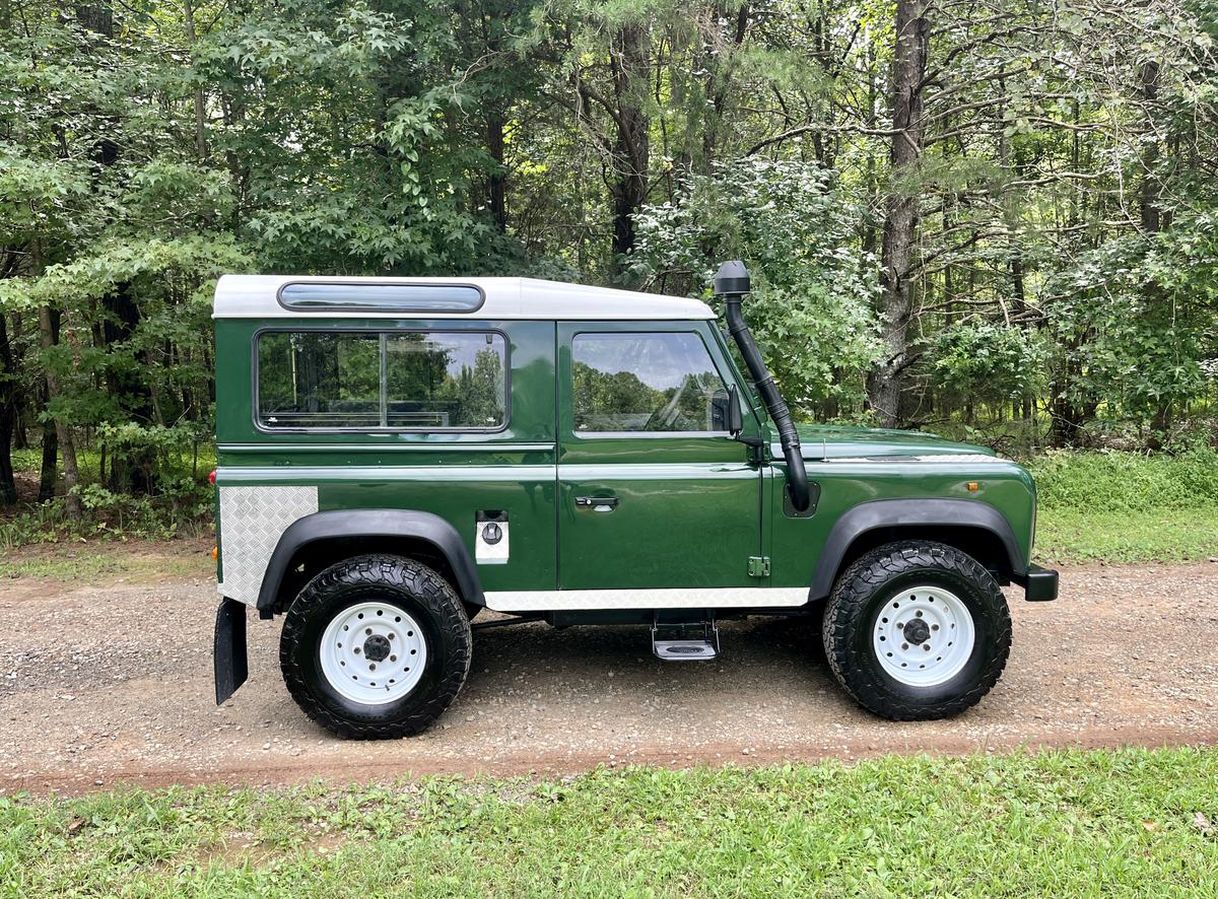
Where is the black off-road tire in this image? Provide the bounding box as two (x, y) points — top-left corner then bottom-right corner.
(822, 541), (1012, 720)
(280, 554), (472, 739)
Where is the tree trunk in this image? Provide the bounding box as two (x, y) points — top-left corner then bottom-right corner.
(608, 21), (650, 277)
(38, 404), (57, 503)
(699, 3), (749, 171)
(38, 305), (82, 519)
(867, 0), (928, 427)
(486, 111), (508, 232)
(1139, 61), (1161, 235)
(1138, 59), (1173, 443)
(102, 284), (157, 493)
(182, 0), (209, 159)
(1048, 336), (1099, 447)
(0, 313), (17, 505)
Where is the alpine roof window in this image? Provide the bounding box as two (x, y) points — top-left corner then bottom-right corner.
(277, 282), (484, 313)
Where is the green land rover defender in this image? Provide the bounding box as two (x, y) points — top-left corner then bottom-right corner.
(211, 261), (1058, 739)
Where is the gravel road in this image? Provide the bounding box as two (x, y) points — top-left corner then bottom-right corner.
(2, 561), (1217, 794)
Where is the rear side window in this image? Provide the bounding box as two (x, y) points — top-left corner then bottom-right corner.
(257, 331), (507, 430)
(572, 332), (728, 433)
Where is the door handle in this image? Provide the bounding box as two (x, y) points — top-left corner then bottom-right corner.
(575, 496), (619, 512)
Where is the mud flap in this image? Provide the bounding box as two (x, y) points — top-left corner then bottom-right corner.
(214, 597), (249, 705)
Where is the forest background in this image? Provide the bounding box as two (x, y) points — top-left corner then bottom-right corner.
(2, 0), (1217, 542)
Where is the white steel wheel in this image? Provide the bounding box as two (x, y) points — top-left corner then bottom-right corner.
(319, 601), (428, 705)
(872, 585), (976, 687)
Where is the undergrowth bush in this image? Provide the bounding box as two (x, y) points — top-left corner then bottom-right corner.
(2, 433), (214, 548)
(0, 484), (212, 548)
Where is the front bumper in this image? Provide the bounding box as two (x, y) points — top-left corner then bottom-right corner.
(1014, 564), (1059, 602)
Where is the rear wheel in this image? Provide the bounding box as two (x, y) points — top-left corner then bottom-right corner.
(822, 541), (1011, 720)
(280, 554), (472, 739)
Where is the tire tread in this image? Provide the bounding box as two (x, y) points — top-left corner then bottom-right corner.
(279, 554), (471, 740)
(822, 541), (1012, 720)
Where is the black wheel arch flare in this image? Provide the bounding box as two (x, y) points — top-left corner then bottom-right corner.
(257, 510), (485, 615)
(810, 499), (1026, 602)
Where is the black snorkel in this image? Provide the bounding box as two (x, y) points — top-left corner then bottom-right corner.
(714, 260), (811, 513)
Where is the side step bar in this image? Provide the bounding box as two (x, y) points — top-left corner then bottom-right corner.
(651, 616), (719, 662)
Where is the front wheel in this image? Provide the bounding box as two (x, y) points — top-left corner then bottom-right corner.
(823, 541), (1011, 720)
(280, 554), (472, 739)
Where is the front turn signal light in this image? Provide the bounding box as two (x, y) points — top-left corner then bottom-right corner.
(211, 545), (219, 561)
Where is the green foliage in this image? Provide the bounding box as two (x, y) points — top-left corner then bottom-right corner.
(1042, 224), (1217, 431)
(194, 0), (514, 274)
(1, 424), (214, 546)
(2, 749), (1217, 896)
(929, 323), (1048, 407)
(631, 159), (881, 416)
(4, 0), (1218, 534)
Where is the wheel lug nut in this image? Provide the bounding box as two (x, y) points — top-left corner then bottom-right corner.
(354, 647), (361, 654)
(901, 643), (909, 650)
(932, 624), (939, 631)
(923, 644), (931, 651)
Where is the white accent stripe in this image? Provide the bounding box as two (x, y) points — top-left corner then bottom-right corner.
(484, 587), (810, 612)
(217, 443), (555, 453)
(216, 466), (556, 483)
(819, 454), (1002, 464)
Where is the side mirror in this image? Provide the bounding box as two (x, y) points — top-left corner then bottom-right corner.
(727, 384), (743, 438)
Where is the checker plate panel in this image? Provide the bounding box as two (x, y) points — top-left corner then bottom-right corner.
(218, 485), (318, 604)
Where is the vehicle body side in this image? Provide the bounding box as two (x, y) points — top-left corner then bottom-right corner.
(213, 281), (1048, 623)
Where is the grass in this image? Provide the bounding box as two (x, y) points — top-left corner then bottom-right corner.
(1026, 450), (1218, 563)
(1036, 508), (1218, 564)
(1, 748), (1216, 897)
(0, 539), (213, 582)
(1025, 449), (1218, 515)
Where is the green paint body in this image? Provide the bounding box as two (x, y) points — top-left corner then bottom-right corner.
(215, 317), (1039, 596)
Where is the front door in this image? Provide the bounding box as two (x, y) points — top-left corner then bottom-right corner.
(556, 322), (763, 592)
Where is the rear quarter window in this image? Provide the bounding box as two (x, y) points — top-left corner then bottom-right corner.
(256, 330), (507, 431)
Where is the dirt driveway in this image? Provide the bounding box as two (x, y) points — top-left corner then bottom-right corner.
(2, 557), (1217, 794)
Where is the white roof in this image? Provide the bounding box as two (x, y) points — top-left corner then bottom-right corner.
(212, 275), (714, 321)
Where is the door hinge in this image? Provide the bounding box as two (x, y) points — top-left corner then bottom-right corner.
(747, 556), (771, 578)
